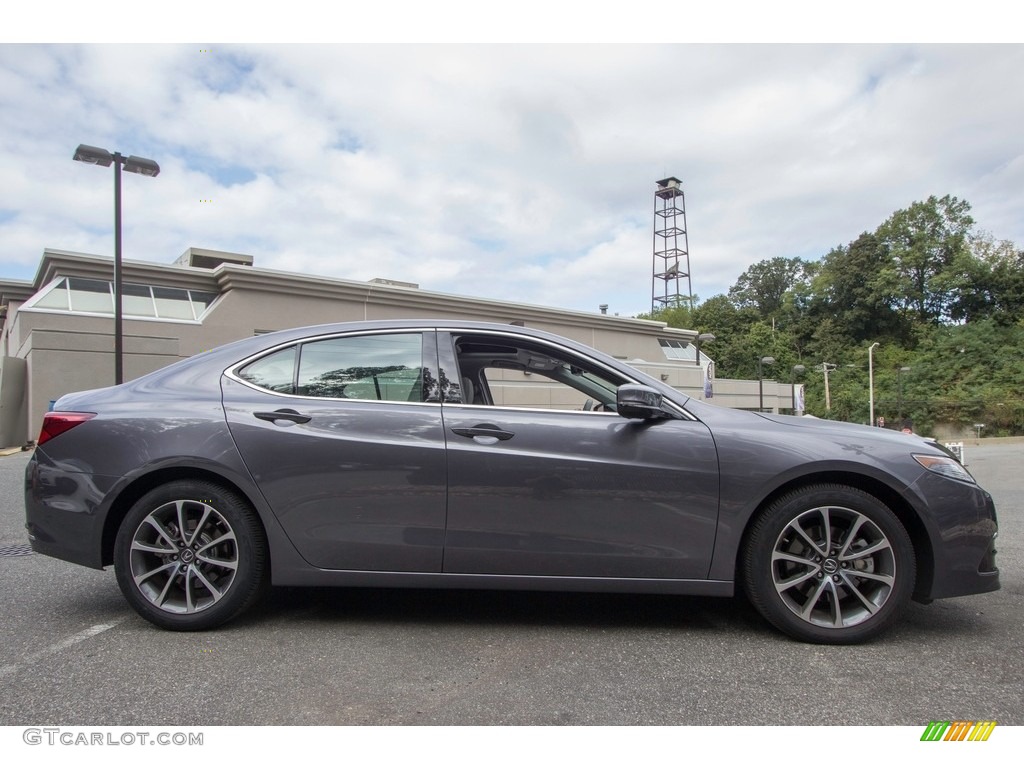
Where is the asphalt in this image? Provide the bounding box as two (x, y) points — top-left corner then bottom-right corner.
(0, 443), (1021, 725)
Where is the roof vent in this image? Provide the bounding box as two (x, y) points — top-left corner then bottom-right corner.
(175, 248), (254, 269)
(369, 278), (419, 289)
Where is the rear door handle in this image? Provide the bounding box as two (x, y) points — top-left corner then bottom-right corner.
(451, 424), (514, 441)
(254, 408), (312, 424)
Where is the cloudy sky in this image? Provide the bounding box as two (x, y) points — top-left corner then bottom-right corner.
(2, 19), (1021, 317)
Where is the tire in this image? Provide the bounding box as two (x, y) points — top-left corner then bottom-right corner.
(114, 480), (268, 631)
(742, 484), (915, 644)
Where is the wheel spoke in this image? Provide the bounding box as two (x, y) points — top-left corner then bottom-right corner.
(775, 569), (819, 591)
(800, 578), (831, 620)
(154, 564), (181, 606)
(847, 570), (894, 587)
(837, 515), (868, 558)
(825, 580), (844, 627)
(191, 567), (224, 603)
(841, 574), (881, 615)
(184, 566), (196, 613)
(847, 539), (891, 558)
(143, 515), (180, 550)
(791, 520), (826, 558)
(175, 501), (189, 547)
(772, 551), (818, 568)
(195, 531), (236, 555)
(134, 561), (177, 586)
(197, 553), (237, 570)
(820, 507), (833, 554)
(186, 505), (213, 547)
(131, 540), (177, 555)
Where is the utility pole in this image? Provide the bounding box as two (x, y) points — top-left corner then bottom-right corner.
(822, 362), (837, 412)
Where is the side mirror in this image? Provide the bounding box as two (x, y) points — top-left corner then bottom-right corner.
(616, 384), (667, 420)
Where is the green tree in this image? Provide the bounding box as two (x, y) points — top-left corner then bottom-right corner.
(728, 256), (809, 319)
(955, 233), (1024, 324)
(635, 303), (693, 330)
(689, 295), (759, 377)
(811, 233), (910, 345)
(875, 195), (974, 325)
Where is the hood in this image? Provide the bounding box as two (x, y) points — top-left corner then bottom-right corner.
(756, 411), (942, 449)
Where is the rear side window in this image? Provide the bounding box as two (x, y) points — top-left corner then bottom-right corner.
(237, 333), (426, 402)
(237, 346), (297, 393)
(297, 334), (424, 401)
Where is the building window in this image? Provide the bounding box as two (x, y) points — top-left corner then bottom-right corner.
(67, 278), (113, 313)
(658, 338), (696, 362)
(23, 278), (218, 322)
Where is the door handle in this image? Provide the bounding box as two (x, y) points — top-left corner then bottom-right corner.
(254, 409), (312, 424)
(451, 424), (514, 441)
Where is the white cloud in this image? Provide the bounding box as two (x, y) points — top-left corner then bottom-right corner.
(1, 44), (1022, 317)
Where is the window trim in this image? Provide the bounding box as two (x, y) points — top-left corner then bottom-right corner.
(441, 327), (695, 420)
(225, 328), (441, 407)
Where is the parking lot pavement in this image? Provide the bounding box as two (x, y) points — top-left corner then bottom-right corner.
(1, 443), (1021, 725)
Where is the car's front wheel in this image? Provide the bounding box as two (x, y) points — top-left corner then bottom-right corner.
(742, 484), (915, 644)
(114, 481), (268, 630)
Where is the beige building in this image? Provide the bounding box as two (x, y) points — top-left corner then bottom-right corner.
(0, 247), (798, 446)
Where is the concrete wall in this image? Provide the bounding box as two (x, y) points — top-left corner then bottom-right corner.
(20, 328), (179, 441)
(0, 357), (26, 447)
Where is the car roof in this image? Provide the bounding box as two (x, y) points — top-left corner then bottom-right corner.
(126, 319), (682, 400)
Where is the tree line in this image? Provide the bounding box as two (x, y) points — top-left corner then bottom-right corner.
(639, 195), (1024, 436)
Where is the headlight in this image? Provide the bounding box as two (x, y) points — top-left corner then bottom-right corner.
(913, 454), (977, 484)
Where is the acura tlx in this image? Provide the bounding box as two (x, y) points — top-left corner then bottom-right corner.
(25, 320), (999, 643)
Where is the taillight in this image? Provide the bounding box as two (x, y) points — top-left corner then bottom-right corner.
(37, 412), (96, 446)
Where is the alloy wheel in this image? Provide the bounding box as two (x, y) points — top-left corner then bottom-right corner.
(128, 499), (239, 615)
(771, 505), (896, 629)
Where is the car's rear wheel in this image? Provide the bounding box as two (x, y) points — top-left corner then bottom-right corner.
(743, 484), (915, 644)
(114, 481), (268, 630)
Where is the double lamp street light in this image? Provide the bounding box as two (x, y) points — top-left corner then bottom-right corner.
(72, 144), (160, 385)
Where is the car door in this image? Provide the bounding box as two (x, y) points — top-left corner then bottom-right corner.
(439, 330), (721, 580)
(222, 329), (447, 572)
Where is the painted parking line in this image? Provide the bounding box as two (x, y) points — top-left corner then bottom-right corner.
(0, 621), (123, 679)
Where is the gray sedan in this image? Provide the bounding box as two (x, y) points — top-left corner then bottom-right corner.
(24, 320), (999, 643)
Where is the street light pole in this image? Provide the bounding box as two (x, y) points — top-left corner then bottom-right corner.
(113, 153), (123, 385)
(694, 332), (715, 367)
(897, 366), (911, 420)
(791, 364), (805, 416)
(73, 145), (159, 384)
(868, 342), (880, 426)
(758, 356), (775, 412)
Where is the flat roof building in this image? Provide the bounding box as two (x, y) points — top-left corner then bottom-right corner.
(0, 247), (796, 447)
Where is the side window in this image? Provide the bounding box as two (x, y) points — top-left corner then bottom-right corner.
(237, 346), (297, 394)
(482, 367), (598, 410)
(296, 333), (425, 402)
(454, 334), (623, 411)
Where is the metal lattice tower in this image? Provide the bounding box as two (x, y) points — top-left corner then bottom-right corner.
(652, 176), (693, 313)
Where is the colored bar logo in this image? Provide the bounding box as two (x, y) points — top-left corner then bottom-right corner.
(921, 721), (997, 741)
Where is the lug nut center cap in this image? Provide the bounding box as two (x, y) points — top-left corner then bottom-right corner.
(180, 549), (196, 564)
(823, 558), (839, 575)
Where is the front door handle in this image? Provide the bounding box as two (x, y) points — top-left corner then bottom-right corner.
(254, 408), (312, 424)
(451, 424), (514, 441)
